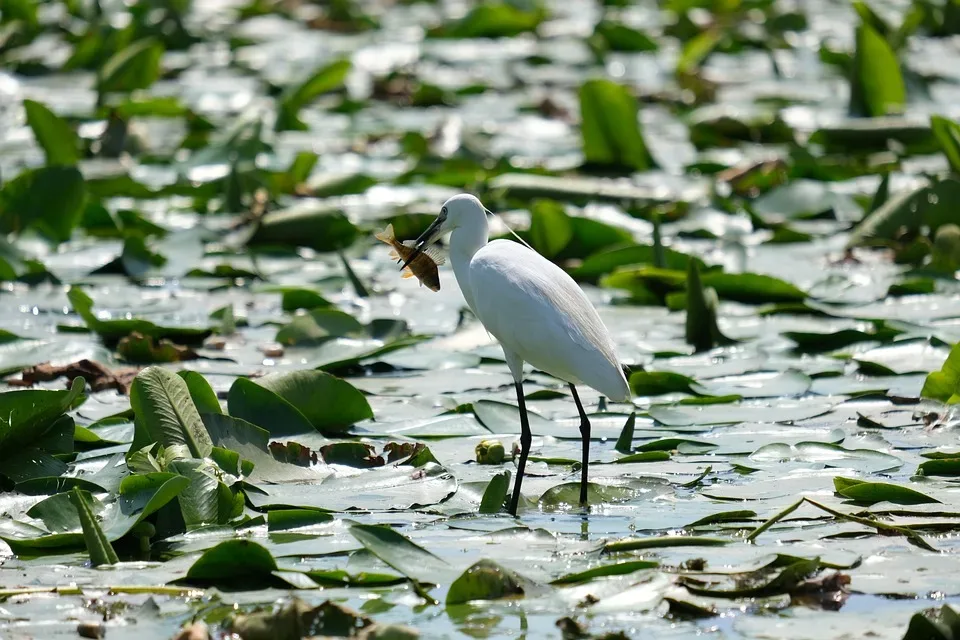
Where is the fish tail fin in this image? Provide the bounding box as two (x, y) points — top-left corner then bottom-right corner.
(374, 223), (395, 244)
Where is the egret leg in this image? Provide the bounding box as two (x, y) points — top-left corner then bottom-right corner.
(508, 381), (531, 516)
(569, 384), (591, 507)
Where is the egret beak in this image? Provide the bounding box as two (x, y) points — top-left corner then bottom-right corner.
(398, 215), (444, 271)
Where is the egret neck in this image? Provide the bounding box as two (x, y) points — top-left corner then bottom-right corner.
(447, 206), (489, 313)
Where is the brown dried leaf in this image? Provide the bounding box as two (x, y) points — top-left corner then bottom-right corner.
(789, 571), (851, 611)
(11, 359), (139, 394)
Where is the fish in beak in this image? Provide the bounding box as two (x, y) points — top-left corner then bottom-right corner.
(399, 213), (446, 271)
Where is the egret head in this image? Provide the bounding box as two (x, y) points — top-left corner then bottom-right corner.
(399, 194), (489, 269)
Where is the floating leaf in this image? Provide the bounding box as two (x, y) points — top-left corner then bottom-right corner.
(182, 540), (282, 588)
(629, 371), (697, 396)
(550, 560), (659, 585)
(227, 378), (316, 437)
(67, 288), (210, 345)
(349, 523), (453, 584)
(238, 370), (372, 434)
(834, 478), (940, 505)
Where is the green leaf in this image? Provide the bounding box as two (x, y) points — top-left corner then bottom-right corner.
(629, 371), (696, 396)
(129, 366), (212, 459)
(931, 115), (960, 175)
(267, 509), (334, 532)
(166, 458), (239, 526)
(445, 559), (533, 605)
(848, 180), (960, 248)
(636, 438), (716, 453)
(183, 540), (281, 587)
(539, 483), (646, 507)
(918, 458), (960, 477)
(850, 22), (906, 117)
(836, 480), (940, 505)
(201, 412), (322, 483)
(276, 287), (332, 312)
(685, 261), (734, 353)
(275, 309), (364, 346)
(68, 488), (119, 567)
(177, 371), (222, 415)
(0, 473), (189, 552)
(528, 200), (572, 259)
(438, 2), (544, 38)
(571, 243), (704, 283)
(550, 560), (659, 585)
(479, 470), (511, 514)
(614, 412), (635, 454)
(97, 38), (164, 95)
(612, 451), (671, 463)
(227, 377), (316, 437)
(682, 557), (821, 598)
(902, 605), (960, 640)
(246, 370), (372, 434)
(604, 536), (729, 553)
(276, 59), (351, 131)
(784, 327), (900, 353)
(686, 510), (757, 528)
(0, 166), (87, 242)
(592, 21), (658, 53)
(249, 204), (358, 252)
(922, 343), (960, 403)
(0, 377), (85, 454)
(676, 28), (722, 75)
(67, 288), (211, 345)
(348, 523), (454, 583)
(700, 273), (807, 304)
(23, 100), (79, 166)
(579, 78), (655, 172)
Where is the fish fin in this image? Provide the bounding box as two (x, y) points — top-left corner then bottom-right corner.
(424, 247), (446, 266)
(401, 240), (416, 248)
(374, 223), (395, 244)
(387, 249), (400, 261)
(400, 269), (416, 279)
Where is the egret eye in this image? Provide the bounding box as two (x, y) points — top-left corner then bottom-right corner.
(441, 206), (448, 217)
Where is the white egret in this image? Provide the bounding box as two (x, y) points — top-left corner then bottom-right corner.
(400, 194), (631, 515)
